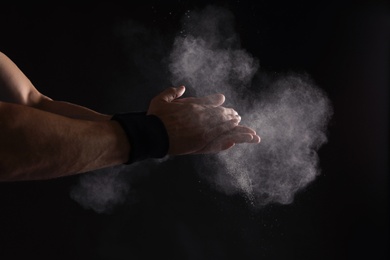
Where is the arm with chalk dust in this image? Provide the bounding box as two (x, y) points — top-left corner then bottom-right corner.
(0, 51), (260, 181)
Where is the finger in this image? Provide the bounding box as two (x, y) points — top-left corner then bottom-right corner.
(195, 133), (253, 154)
(175, 93), (225, 107)
(206, 93), (225, 106)
(251, 134), (261, 143)
(158, 86), (186, 103)
(215, 106), (239, 116)
(196, 132), (259, 154)
(223, 133), (255, 144)
(210, 106), (240, 122)
(230, 125), (257, 135)
(229, 127), (261, 143)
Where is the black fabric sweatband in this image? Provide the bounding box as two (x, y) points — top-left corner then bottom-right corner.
(111, 112), (169, 164)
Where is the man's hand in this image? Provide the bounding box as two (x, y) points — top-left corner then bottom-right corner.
(147, 86), (260, 155)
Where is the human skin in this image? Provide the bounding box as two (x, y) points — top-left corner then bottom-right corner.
(0, 51), (260, 181)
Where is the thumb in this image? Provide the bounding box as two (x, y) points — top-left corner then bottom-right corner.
(160, 85), (186, 102)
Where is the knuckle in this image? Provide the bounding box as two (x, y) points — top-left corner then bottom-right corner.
(229, 108), (238, 114)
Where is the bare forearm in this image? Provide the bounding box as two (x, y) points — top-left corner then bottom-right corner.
(35, 98), (112, 121)
(0, 101), (129, 181)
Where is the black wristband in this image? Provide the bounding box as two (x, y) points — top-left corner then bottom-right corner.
(111, 112), (169, 164)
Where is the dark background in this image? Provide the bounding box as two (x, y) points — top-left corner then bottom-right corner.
(0, 0), (388, 259)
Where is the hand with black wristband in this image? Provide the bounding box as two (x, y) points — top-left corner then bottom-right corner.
(112, 86), (260, 164)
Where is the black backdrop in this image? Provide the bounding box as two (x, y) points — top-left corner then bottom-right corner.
(0, 1), (388, 259)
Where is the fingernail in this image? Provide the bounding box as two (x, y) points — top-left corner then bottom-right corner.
(252, 135), (261, 143)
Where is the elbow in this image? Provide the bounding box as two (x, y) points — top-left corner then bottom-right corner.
(27, 89), (51, 108)
(17, 83), (45, 107)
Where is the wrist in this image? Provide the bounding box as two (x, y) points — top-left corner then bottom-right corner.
(111, 112), (169, 164)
